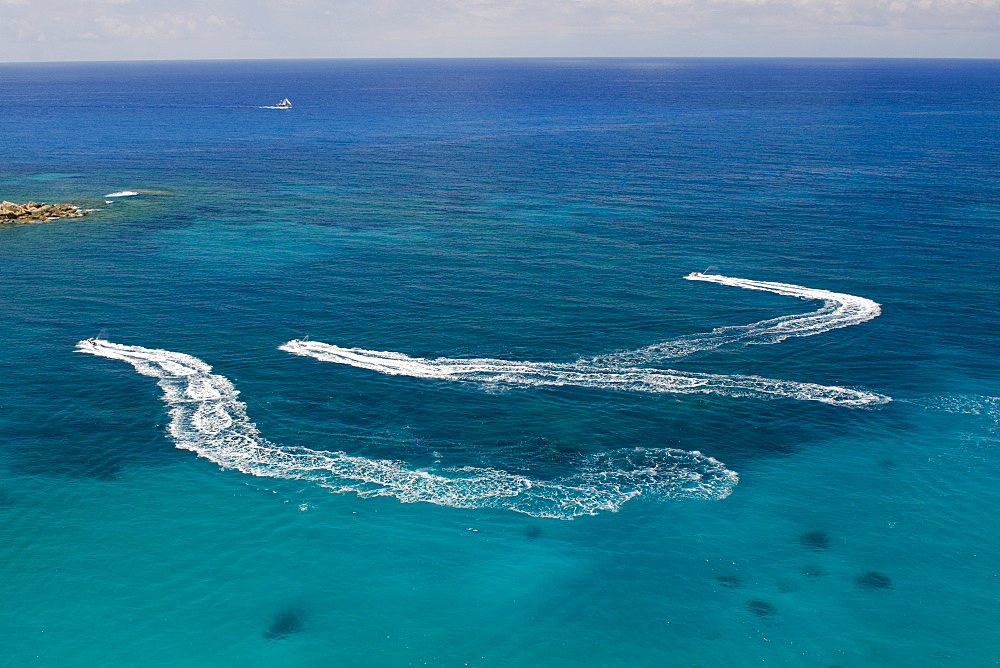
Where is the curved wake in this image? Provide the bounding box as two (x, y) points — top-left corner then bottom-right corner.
(280, 341), (889, 406)
(592, 274), (882, 364)
(281, 274), (888, 407)
(76, 339), (738, 519)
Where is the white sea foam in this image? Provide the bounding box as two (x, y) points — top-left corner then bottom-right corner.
(913, 395), (1000, 431)
(104, 191), (140, 197)
(280, 341), (889, 406)
(592, 274), (882, 364)
(76, 339), (737, 518)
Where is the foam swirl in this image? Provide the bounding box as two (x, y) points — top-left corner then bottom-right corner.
(76, 339), (738, 518)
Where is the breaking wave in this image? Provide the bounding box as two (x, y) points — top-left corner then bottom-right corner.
(280, 341), (889, 406)
(592, 274), (882, 364)
(104, 191), (140, 197)
(75, 339), (738, 519)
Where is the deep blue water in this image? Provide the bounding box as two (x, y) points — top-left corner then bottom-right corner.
(1, 58), (999, 665)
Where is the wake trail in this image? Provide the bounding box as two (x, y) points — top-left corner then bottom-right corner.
(282, 273), (888, 407)
(591, 273), (882, 364)
(280, 342), (890, 407)
(909, 394), (1000, 433)
(76, 339), (738, 519)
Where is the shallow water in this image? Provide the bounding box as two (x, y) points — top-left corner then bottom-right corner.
(1, 58), (998, 665)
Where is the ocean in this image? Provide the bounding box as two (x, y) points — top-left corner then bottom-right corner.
(0, 58), (998, 666)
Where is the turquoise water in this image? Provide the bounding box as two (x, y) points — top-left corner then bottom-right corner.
(1, 58), (999, 665)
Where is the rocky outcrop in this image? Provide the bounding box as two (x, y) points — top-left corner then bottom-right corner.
(1, 200), (91, 224)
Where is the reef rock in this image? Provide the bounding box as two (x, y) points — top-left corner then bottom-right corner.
(0, 200), (90, 223)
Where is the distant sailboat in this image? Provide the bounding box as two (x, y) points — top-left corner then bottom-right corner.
(261, 98), (292, 109)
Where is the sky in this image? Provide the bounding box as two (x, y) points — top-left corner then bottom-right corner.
(1, 0), (998, 62)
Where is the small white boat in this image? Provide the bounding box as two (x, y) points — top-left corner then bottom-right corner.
(261, 98), (292, 109)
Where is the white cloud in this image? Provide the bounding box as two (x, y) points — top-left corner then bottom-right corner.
(91, 12), (243, 39)
(0, 0), (998, 60)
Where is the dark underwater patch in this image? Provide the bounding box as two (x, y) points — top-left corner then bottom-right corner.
(855, 571), (892, 591)
(715, 575), (742, 588)
(264, 607), (305, 640)
(6, 444), (126, 480)
(747, 599), (776, 618)
(524, 525), (543, 539)
(1, 398), (168, 481)
(799, 530), (831, 550)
